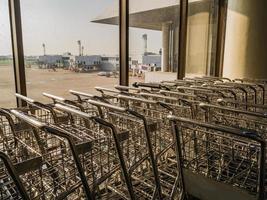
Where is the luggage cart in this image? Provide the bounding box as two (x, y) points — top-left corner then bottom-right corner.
(216, 82), (266, 105)
(1, 107), (93, 200)
(86, 99), (164, 200)
(168, 116), (266, 200)
(217, 98), (267, 113)
(56, 99), (176, 199)
(14, 94), (135, 199)
(198, 103), (267, 135)
(14, 93), (167, 199)
(49, 104), (136, 200)
(10, 109), (96, 200)
(0, 108), (40, 200)
(113, 94), (188, 199)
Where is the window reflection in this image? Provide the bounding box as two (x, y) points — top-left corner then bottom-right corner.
(186, 0), (219, 77)
(129, 0), (180, 84)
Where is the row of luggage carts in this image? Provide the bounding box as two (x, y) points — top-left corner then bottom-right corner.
(0, 76), (266, 200)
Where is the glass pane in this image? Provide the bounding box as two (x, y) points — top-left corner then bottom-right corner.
(129, 0), (180, 84)
(186, 0), (219, 76)
(21, 0), (119, 103)
(0, 0), (16, 108)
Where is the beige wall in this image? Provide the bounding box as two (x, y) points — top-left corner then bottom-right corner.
(223, 0), (267, 79)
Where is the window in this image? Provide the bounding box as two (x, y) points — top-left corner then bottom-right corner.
(186, 0), (219, 76)
(129, 0), (180, 84)
(0, 0), (16, 108)
(20, 0), (119, 102)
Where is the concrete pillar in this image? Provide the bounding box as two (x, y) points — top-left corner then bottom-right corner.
(162, 23), (170, 72)
(223, 0), (267, 79)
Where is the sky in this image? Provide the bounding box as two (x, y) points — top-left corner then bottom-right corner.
(0, 0), (162, 56)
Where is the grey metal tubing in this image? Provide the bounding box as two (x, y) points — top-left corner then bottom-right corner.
(234, 78), (267, 84)
(69, 90), (110, 104)
(133, 82), (173, 91)
(43, 92), (65, 102)
(117, 94), (156, 104)
(43, 92), (86, 112)
(115, 85), (152, 94)
(88, 99), (126, 112)
(132, 82), (161, 89)
(139, 92), (178, 101)
(201, 76), (232, 82)
(69, 90), (94, 101)
(55, 103), (91, 119)
(15, 93), (35, 103)
(114, 85), (141, 91)
(177, 86), (214, 94)
(15, 93), (60, 122)
(190, 86), (227, 98)
(94, 87), (120, 94)
(159, 90), (197, 98)
(191, 86), (236, 100)
(217, 98), (267, 110)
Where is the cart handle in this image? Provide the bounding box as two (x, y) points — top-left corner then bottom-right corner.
(139, 92), (177, 101)
(43, 92), (65, 102)
(177, 86), (212, 93)
(132, 82), (161, 89)
(11, 110), (45, 127)
(199, 103), (267, 118)
(43, 92), (86, 111)
(95, 87), (120, 94)
(15, 93), (35, 103)
(69, 90), (94, 98)
(15, 94), (58, 116)
(114, 85), (141, 91)
(117, 94), (156, 104)
(69, 90), (111, 104)
(55, 103), (91, 119)
(159, 90), (197, 98)
(88, 99), (126, 112)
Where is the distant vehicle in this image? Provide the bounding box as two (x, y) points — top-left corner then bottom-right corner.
(97, 71), (108, 76)
(98, 71), (118, 77)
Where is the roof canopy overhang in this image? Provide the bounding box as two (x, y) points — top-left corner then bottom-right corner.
(91, 0), (211, 31)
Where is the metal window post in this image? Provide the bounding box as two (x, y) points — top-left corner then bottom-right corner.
(177, 0), (188, 80)
(9, 0), (27, 107)
(215, 0), (228, 77)
(119, 0), (129, 86)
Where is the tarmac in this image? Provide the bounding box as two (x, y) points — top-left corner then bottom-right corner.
(0, 65), (142, 108)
